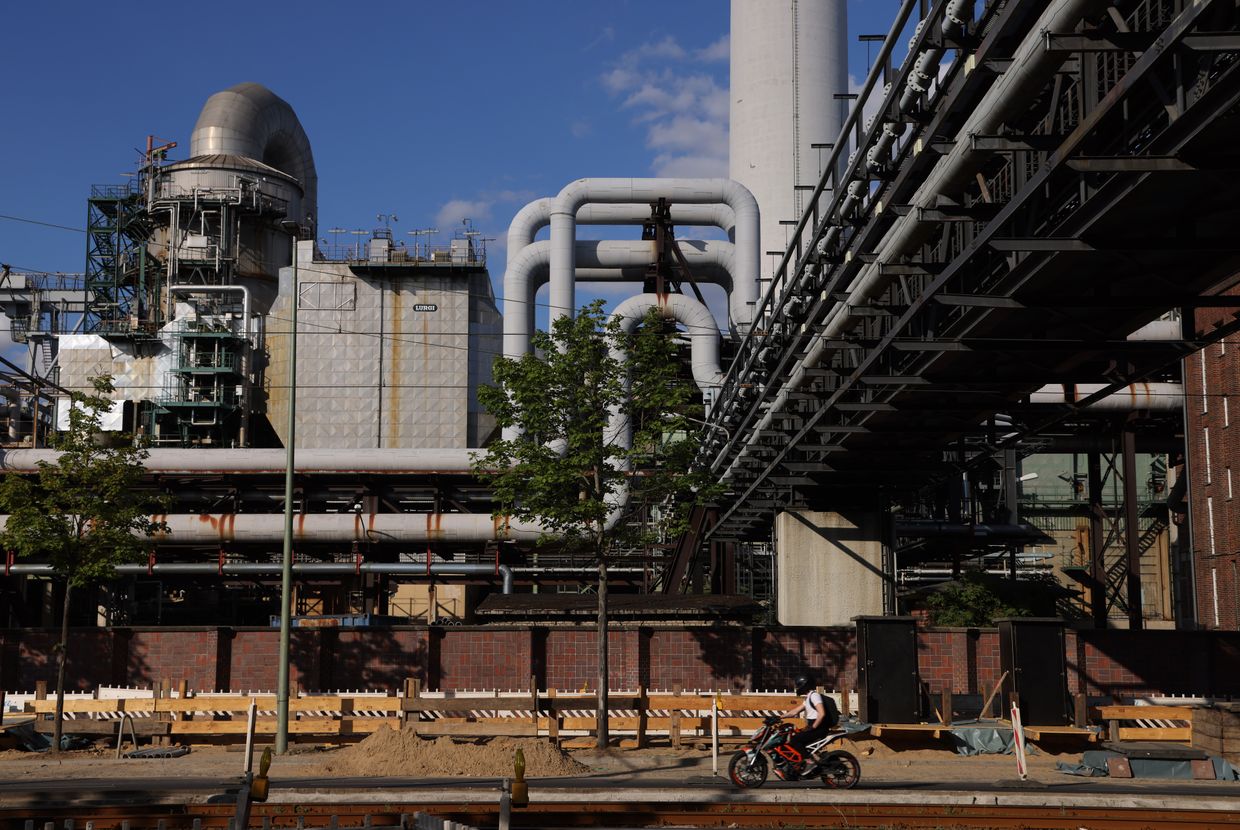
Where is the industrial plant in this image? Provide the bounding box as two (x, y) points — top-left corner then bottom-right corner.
(0, 0), (1236, 643)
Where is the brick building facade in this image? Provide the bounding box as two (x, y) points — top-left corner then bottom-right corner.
(3, 624), (1239, 699)
(1185, 283), (1240, 629)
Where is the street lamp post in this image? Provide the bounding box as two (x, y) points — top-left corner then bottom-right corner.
(276, 220), (300, 755)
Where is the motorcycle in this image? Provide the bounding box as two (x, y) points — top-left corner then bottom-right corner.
(728, 716), (861, 789)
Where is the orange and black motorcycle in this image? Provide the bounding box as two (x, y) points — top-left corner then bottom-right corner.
(728, 716), (860, 789)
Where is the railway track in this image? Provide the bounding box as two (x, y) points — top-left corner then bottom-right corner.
(5, 796), (1240, 830)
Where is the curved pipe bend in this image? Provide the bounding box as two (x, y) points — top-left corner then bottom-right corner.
(545, 178), (759, 329)
(501, 239), (736, 359)
(190, 82), (317, 229)
(603, 292), (726, 529)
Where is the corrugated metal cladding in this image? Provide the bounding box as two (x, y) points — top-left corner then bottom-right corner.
(265, 243), (500, 449)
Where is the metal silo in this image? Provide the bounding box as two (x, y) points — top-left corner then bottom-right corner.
(729, 0), (848, 289)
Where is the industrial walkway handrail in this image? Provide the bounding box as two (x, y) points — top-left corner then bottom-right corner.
(699, 0), (934, 468)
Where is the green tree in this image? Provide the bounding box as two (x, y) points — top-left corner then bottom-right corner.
(0, 376), (162, 752)
(475, 300), (715, 748)
(923, 571), (1068, 627)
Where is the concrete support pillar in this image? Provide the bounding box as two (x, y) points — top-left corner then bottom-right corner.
(774, 510), (888, 626)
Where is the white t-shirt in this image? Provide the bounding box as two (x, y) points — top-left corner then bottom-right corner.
(803, 690), (824, 723)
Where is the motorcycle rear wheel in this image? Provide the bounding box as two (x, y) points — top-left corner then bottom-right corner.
(728, 750), (769, 788)
(820, 750), (861, 789)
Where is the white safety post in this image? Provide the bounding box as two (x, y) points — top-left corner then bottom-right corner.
(244, 697), (258, 774)
(1010, 701), (1028, 781)
(711, 692), (719, 776)
(499, 779), (512, 830)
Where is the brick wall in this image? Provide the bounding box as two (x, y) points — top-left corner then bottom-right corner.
(3, 624), (1239, 699)
(1187, 285), (1240, 629)
(916, 629), (1002, 696)
(757, 628), (855, 691)
(126, 629), (218, 691)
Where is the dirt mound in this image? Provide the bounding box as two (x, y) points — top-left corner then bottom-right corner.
(316, 727), (591, 778)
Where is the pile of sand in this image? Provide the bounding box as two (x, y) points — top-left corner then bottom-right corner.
(316, 727), (591, 778)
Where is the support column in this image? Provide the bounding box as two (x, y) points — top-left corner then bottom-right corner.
(1087, 450), (1108, 628)
(774, 510), (887, 626)
(1122, 422), (1144, 631)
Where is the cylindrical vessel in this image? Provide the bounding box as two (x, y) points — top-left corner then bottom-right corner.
(730, 0), (848, 284)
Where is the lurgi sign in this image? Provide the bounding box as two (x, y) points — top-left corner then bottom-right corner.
(414, 303), (438, 312)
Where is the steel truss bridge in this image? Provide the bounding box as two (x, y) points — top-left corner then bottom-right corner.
(671, 0), (1240, 614)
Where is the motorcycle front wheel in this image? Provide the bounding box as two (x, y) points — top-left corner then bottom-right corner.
(728, 750), (769, 788)
(820, 749), (861, 789)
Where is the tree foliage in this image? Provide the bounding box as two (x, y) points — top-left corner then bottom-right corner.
(475, 300), (715, 552)
(0, 376), (161, 585)
(0, 375), (163, 752)
(924, 571), (1064, 627)
(474, 300), (720, 748)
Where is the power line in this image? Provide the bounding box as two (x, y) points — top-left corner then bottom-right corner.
(0, 214), (86, 234)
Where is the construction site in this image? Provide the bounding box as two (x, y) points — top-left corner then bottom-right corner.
(1, 0), (1240, 826)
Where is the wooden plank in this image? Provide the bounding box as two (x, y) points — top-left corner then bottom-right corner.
(410, 722), (538, 737)
(169, 717), (400, 736)
(872, 724), (944, 738)
(647, 694), (795, 710)
(558, 716), (709, 732)
(543, 696), (643, 711)
(547, 688), (559, 744)
(1098, 705), (1195, 722)
(35, 720), (171, 737)
(635, 685), (648, 749)
(1023, 726), (1098, 741)
(401, 697), (535, 713)
(31, 695), (407, 715)
(28, 699), (134, 714)
(1073, 693), (1088, 728)
(530, 676), (539, 730)
(1116, 726), (1192, 742)
(670, 685), (682, 750)
(558, 737), (596, 749)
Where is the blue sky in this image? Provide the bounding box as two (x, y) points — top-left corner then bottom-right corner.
(0, 1), (905, 330)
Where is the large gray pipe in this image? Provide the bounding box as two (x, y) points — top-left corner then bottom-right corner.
(601, 293), (727, 528)
(548, 179), (759, 328)
(507, 199), (737, 261)
(0, 512), (542, 544)
(1029, 382), (1184, 411)
(502, 239), (736, 358)
(6, 562), (513, 593)
(0, 448), (480, 474)
(190, 82), (317, 229)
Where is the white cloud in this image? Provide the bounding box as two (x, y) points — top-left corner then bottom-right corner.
(601, 35), (729, 178)
(647, 115), (728, 157)
(651, 153), (728, 179)
(434, 189), (534, 231)
(570, 119), (593, 139)
(582, 25), (615, 53)
(435, 198), (493, 230)
(695, 35), (729, 63)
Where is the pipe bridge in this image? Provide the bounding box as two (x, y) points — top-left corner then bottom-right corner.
(696, 0), (1240, 543)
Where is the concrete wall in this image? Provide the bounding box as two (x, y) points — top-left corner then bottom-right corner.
(774, 510), (888, 626)
(265, 241), (500, 449)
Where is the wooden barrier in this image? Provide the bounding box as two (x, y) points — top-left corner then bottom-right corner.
(1098, 705), (1194, 744)
(24, 682), (804, 746)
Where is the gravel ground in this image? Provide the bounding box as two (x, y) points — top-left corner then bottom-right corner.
(0, 734), (1231, 792)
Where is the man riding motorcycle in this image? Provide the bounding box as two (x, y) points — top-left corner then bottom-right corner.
(778, 674), (840, 775)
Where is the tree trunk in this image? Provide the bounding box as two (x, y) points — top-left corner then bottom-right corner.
(596, 554), (609, 750)
(52, 580), (72, 754)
